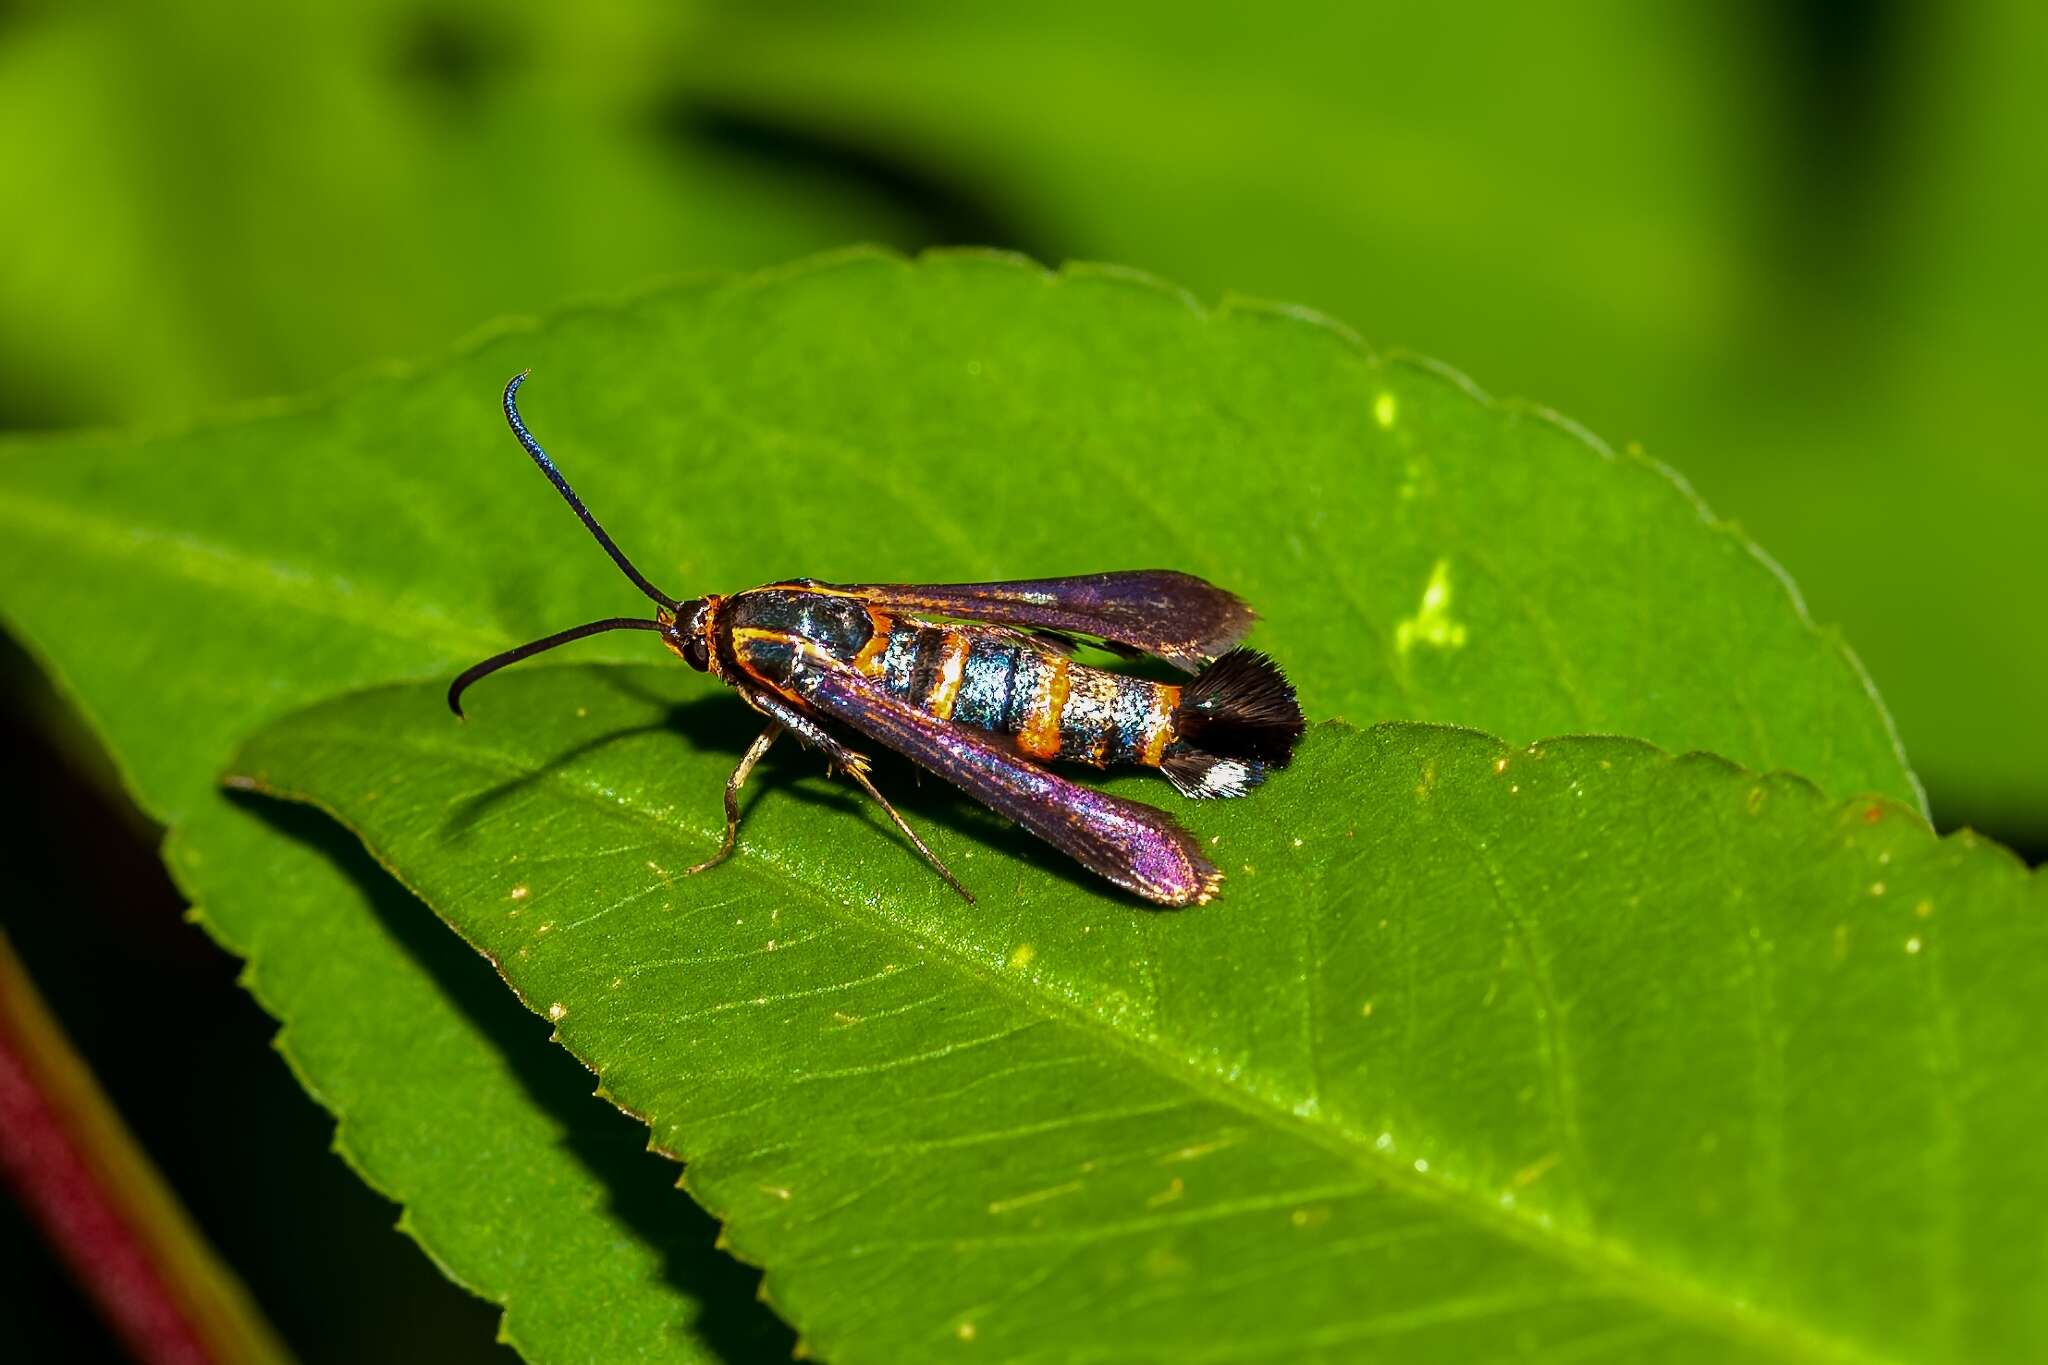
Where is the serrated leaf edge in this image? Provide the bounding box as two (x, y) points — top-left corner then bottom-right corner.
(225, 696), (2037, 1365)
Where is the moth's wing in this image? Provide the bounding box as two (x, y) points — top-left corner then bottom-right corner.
(826, 571), (1251, 672)
(785, 654), (1220, 906)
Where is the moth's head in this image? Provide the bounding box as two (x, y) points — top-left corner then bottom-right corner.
(660, 596), (717, 672)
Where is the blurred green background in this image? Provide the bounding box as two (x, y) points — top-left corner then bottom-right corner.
(2, 0), (2041, 1359)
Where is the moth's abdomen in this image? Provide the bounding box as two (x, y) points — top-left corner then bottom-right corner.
(866, 622), (1177, 769)
(1051, 662), (1174, 768)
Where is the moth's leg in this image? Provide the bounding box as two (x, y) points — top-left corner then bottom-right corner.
(740, 687), (865, 770)
(838, 762), (975, 904)
(685, 722), (782, 876)
(744, 687), (975, 904)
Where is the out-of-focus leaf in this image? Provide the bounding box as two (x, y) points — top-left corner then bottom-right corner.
(0, 0), (919, 428)
(0, 250), (1920, 1358)
(231, 670), (2047, 1362)
(678, 0), (2048, 821)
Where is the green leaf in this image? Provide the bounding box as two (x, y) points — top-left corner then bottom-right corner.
(165, 793), (792, 1363)
(227, 666), (2046, 1362)
(0, 249), (1919, 1357)
(678, 1), (2048, 819)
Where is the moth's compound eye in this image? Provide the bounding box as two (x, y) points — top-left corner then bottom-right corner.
(682, 635), (710, 671)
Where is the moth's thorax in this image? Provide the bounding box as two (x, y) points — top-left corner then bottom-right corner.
(720, 586), (879, 688)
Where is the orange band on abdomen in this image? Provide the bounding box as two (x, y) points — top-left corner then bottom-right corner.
(924, 631), (972, 721)
(1140, 684), (1182, 767)
(1015, 654), (1070, 759)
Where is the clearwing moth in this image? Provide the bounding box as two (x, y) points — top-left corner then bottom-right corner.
(451, 374), (1304, 906)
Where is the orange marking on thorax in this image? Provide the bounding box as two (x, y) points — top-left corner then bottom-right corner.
(727, 626), (782, 688)
(728, 628), (845, 713)
(1141, 684), (1182, 767)
(924, 631), (972, 720)
(1016, 654), (1070, 759)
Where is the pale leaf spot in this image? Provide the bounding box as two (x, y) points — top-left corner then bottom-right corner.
(987, 1180), (1083, 1215)
(1394, 558), (1468, 656)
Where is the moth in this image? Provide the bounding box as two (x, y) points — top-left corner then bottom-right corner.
(450, 374), (1305, 906)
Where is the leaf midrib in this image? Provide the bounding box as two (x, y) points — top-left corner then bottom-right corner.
(254, 690), (1893, 1365)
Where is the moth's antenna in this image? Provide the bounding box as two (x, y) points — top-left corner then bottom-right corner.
(448, 617), (669, 717)
(502, 371), (679, 610)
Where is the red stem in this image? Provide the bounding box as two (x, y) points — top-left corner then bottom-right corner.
(0, 935), (286, 1364)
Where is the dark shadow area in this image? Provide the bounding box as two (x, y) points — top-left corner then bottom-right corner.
(664, 98), (1061, 263)
(393, 9), (501, 104)
(446, 713), (682, 835)
(233, 793), (798, 1364)
(0, 371), (97, 433)
(1751, 0), (1912, 308)
(0, 0), (48, 36)
(1930, 794), (2048, 870)
(1777, 0), (1907, 199)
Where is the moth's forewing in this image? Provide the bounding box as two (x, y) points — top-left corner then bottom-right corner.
(781, 653), (1221, 906)
(821, 571), (1251, 672)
